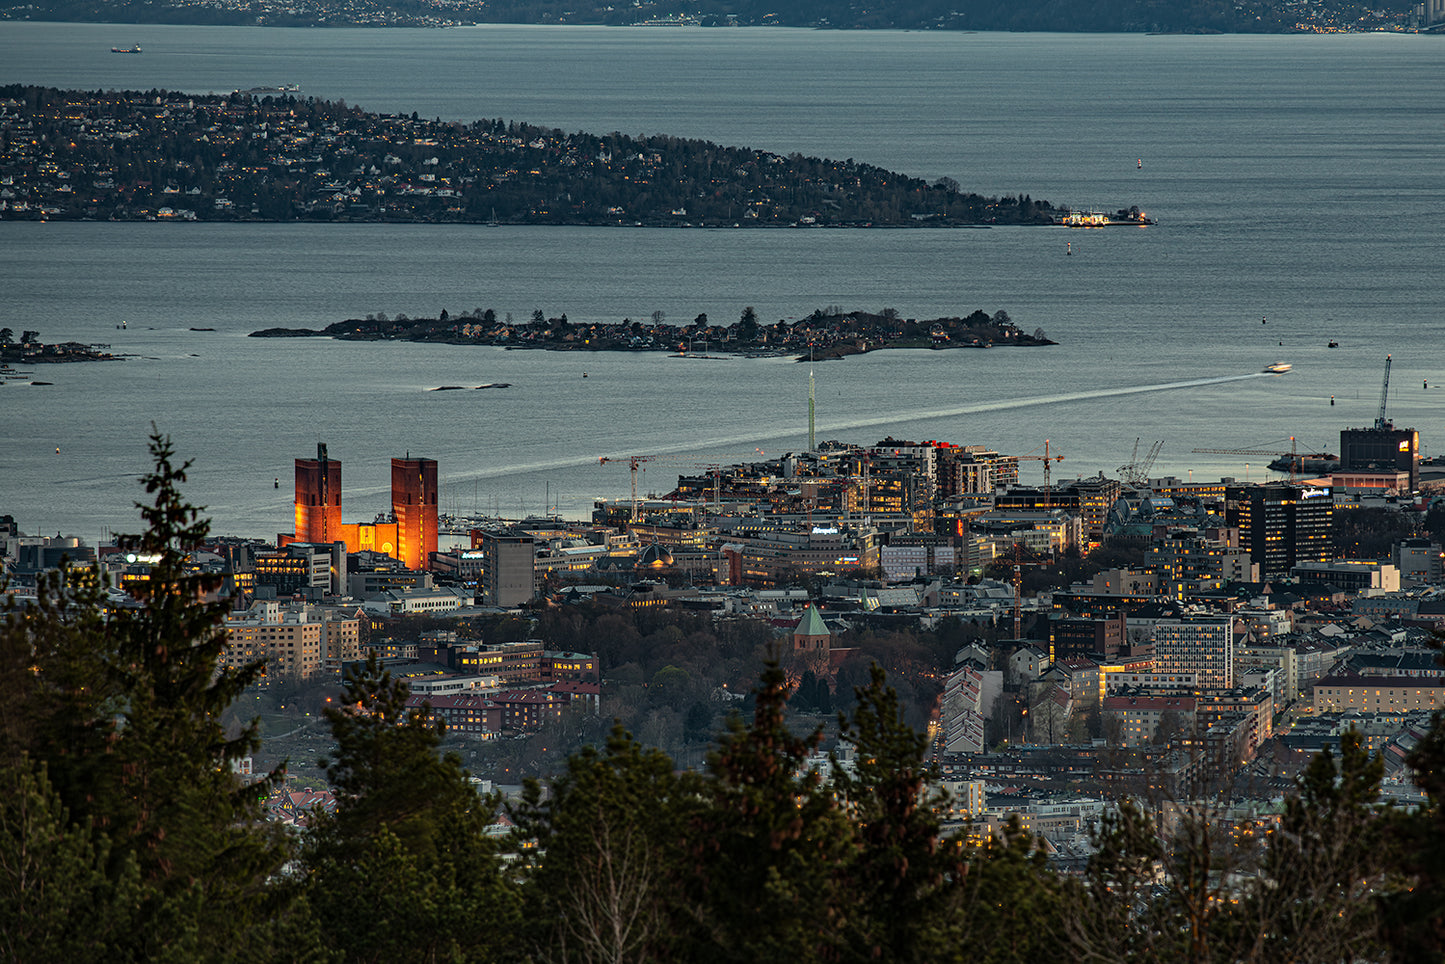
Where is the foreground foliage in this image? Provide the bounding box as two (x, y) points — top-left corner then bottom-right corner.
(4, 435), (1445, 962)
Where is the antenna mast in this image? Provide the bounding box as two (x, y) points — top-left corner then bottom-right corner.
(808, 345), (816, 452)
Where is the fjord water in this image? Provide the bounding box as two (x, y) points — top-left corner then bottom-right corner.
(2, 24), (1442, 538)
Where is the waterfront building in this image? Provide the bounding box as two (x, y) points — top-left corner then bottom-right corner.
(391, 456), (438, 571)
(1340, 426), (1419, 491)
(294, 443), (341, 546)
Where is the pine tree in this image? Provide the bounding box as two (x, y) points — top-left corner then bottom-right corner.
(1, 429), (293, 962)
(684, 660), (854, 963)
(833, 663), (965, 962)
(304, 653), (520, 963)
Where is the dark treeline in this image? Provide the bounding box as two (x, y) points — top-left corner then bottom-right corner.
(9, 0), (1419, 32)
(4, 433), (1445, 962)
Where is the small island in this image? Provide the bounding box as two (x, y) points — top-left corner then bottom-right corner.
(250, 306), (1055, 359)
(0, 328), (119, 368)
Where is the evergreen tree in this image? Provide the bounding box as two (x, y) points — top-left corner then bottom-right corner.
(1238, 730), (1392, 963)
(684, 660), (854, 963)
(957, 817), (1065, 964)
(0, 429), (294, 962)
(304, 653), (520, 963)
(834, 663), (964, 962)
(1385, 696), (1445, 956)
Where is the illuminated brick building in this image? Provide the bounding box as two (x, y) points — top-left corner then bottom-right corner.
(294, 444), (341, 545)
(288, 446), (438, 570)
(391, 456), (438, 570)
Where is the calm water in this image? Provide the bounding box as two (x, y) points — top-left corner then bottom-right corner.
(2, 25), (1442, 539)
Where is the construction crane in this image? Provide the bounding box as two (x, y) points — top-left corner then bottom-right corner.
(598, 451), (765, 521)
(1118, 438), (1164, 487)
(1190, 437), (1316, 482)
(1014, 439), (1064, 506)
(1376, 353), (1393, 430)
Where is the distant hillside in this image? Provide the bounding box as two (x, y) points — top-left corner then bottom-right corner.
(1, 0), (1422, 31)
(0, 85), (1087, 227)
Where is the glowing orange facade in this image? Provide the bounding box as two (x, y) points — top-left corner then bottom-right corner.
(391, 457), (438, 571)
(294, 444), (342, 545)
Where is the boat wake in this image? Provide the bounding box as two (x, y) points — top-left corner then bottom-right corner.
(809, 371), (1270, 438)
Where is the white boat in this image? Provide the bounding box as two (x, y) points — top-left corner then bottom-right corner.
(1264, 362), (1291, 374)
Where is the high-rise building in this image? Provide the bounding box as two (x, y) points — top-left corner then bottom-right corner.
(477, 531), (536, 607)
(295, 443), (341, 545)
(1224, 483), (1332, 581)
(391, 457), (438, 571)
(1153, 617), (1234, 691)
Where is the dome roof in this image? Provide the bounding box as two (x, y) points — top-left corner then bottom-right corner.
(638, 543), (675, 568)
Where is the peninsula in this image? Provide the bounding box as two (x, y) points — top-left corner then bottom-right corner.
(250, 307), (1055, 359)
(4, 0), (1427, 33)
(0, 85), (1105, 228)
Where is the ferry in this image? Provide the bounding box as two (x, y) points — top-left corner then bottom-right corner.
(1055, 209), (1155, 227)
(1264, 362), (1292, 374)
(111, 43), (142, 53)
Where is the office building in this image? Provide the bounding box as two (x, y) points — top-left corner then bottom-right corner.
(1224, 483), (1332, 580)
(476, 531), (537, 607)
(294, 443), (342, 546)
(391, 456), (438, 571)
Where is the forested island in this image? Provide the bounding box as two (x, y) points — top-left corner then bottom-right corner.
(1, 85), (1082, 227)
(1, 0), (1428, 32)
(250, 306), (1056, 358)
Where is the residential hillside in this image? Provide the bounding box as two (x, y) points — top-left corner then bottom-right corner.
(1, 0), (1426, 31)
(0, 85), (1069, 226)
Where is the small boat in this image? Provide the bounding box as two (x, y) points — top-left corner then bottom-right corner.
(1264, 362), (1292, 374)
(1066, 242), (1072, 256)
(1327, 340), (1338, 348)
(1137, 158), (1143, 169)
(111, 43), (142, 53)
